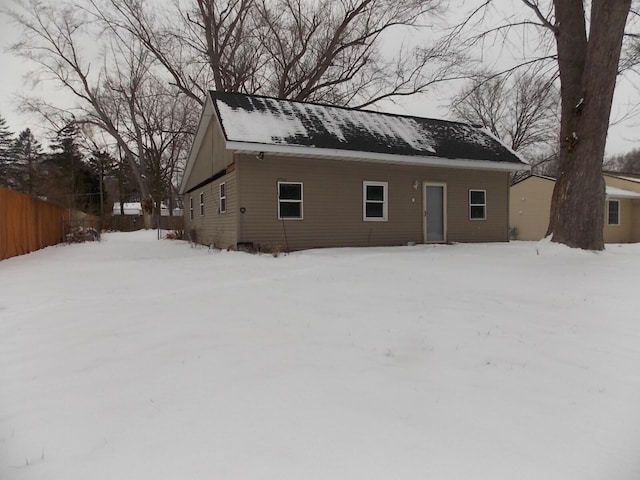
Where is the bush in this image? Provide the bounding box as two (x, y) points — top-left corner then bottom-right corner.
(65, 226), (100, 243)
(164, 229), (184, 240)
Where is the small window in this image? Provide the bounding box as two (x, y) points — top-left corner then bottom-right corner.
(199, 192), (204, 216)
(220, 182), (226, 214)
(608, 200), (620, 225)
(189, 197), (194, 220)
(363, 181), (388, 221)
(469, 189), (486, 220)
(278, 182), (303, 219)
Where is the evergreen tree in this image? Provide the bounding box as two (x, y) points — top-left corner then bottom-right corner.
(48, 122), (101, 213)
(0, 115), (16, 189)
(13, 128), (44, 195)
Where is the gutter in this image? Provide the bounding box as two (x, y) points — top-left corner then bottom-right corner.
(225, 141), (530, 173)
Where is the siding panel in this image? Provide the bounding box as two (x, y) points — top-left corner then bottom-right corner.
(510, 175), (640, 243)
(184, 171), (237, 248)
(236, 155), (510, 250)
(603, 198), (633, 243)
(632, 201), (640, 242)
(182, 117), (233, 193)
(509, 176), (555, 240)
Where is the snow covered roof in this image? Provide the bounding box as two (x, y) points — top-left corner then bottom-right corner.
(606, 186), (640, 199)
(113, 202), (142, 215)
(210, 91), (528, 169)
(512, 175), (640, 199)
(113, 202), (181, 216)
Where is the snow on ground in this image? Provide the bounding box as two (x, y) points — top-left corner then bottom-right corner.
(1, 231), (640, 479)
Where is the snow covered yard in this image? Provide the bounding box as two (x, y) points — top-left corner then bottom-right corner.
(1, 231), (640, 480)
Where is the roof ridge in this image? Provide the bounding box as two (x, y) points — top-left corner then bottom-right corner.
(208, 90), (474, 129)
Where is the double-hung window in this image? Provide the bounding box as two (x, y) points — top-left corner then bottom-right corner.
(219, 182), (226, 214)
(189, 197), (194, 220)
(278, 182), (303, 219)
(363, 181), (388, 221)
(199, 192), (204, 216)
(608, 200), (620, 225)
(469, 189), (486, 220)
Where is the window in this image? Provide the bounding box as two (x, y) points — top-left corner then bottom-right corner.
(363, 181), (388, 221)
(189, 197), (194, 220)
(278, 182), (303, 219)
(220, 182), (226, 213)
(469, 189), (486, 220)
(608, 200), (620, 225)
(199, 192), (204, 216)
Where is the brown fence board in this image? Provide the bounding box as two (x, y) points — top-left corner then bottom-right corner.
(1, 187), (181, 260)
(1, 187), (78, 260)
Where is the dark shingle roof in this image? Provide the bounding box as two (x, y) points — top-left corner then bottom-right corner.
(210, 91), (527, 167)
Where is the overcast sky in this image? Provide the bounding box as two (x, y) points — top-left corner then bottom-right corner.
(0, 4), (638, 156)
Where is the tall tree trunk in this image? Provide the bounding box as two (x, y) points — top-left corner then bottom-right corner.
(547, 0), (631, 250)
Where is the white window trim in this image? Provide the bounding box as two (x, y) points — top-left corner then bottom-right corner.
(219, 182), (226, 214)
(607, 199), (620, 226)
(469, 189), (487, 221)
(278, 181), (304, 220)
(189, 197), (194, 220)
(363, 181), (388, 221)
(199, 192), (204, 216)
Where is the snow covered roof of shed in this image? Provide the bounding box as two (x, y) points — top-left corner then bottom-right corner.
(210, 91), (528, 169)
(606, 186), (640, 199)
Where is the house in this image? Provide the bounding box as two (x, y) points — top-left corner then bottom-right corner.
(179, 91), (529, 251)
(509, 173), (640, 243)
(113, 202), (143, 216)
(112, 202), (183, 217)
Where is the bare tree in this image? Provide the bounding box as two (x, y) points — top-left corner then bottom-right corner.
(451, 70), (559, 176)
(545, 0), (632, 250)
(605, 148), (640, 173)
(254, 0), (462, 107)
(133, 82), (195, 215)
(89, 0), (464, 107)
(85, 0), (261, 105)
(5, 0), (195, 227)
(6, 2), (148, 195)
(452, 0), (638, 250)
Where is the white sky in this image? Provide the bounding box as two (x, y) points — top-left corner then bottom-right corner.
(0, 4), (638, 156)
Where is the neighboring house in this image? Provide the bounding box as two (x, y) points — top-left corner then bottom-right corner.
(113, 202), (143, 216)
(112, 202), (183, 217)
(179, 91), (529, 251)
(510, 173), (640, 243)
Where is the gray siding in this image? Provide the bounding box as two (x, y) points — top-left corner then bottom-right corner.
(236, 155), (510, 250)
(182, 116), (233, 193)
(184, 170), (237, 249)
(182, 114), (237, 248)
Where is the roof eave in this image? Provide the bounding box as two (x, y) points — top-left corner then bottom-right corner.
(606, 191), (640, 199)
(226, 141), (530, 172)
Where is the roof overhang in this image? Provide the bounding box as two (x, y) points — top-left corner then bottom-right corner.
(606, 186), (640, 199)
(226, 141), (530, 173)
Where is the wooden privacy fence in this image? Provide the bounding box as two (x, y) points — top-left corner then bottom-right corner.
(0, 187), (99, 261)
(106, 215), (183, 232)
